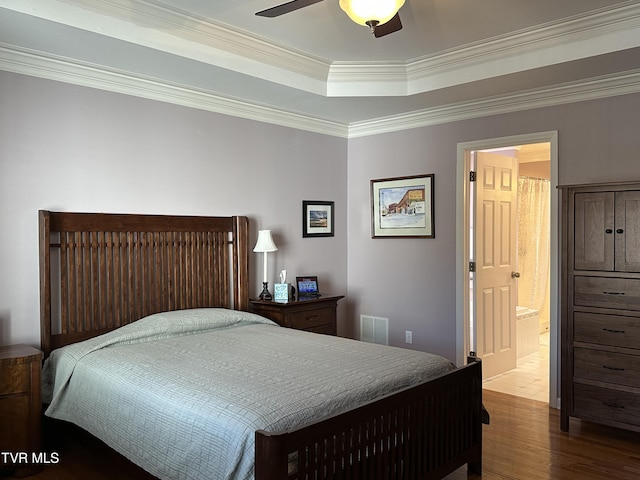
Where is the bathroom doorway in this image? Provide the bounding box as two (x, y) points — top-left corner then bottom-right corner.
(456, 131), (559, 407)
(478, 144), (551, 402)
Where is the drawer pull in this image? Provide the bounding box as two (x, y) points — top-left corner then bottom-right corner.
(603, 291), (625, 295)
(602, 328), (626, 334)
(605, 229), (613, 234)
(602, 365), (625, 371)
(603, 402), (625, 409)
(616, 229), (624, 234)
(306, 315), (319, 322)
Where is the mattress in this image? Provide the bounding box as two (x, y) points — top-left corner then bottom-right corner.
(42, 308), (454, 480)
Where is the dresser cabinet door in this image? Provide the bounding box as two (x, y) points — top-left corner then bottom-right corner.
(615, 191), (640, 272)
(574, 190), (640, 273)
(574, 192), (615, 271)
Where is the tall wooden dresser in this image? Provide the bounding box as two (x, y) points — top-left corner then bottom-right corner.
(560, 181), (640, 432)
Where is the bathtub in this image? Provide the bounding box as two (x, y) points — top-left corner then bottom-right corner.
(516, 306), (540, 359)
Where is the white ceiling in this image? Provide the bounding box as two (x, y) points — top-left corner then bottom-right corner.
(1, 0), (639, 137)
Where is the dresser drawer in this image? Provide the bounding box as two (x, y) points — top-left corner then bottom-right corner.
(0, 363), (31, 395)
(289, 307), (334, 330)
(574, 276), (640, 311)
(574, 312), (640, 349)
(574, 347), (640, 387)
(573, 383), (640, 427)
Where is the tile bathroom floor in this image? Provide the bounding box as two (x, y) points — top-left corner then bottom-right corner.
(482, 332), (550, 403)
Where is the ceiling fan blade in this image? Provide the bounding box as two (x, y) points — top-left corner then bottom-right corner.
(374, 13), (402, 38)
(255, 0), (324, 18)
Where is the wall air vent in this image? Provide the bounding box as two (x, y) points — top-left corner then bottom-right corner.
(360, 315), (389, 345)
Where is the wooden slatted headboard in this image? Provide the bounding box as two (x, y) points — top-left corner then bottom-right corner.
(39, 210), (250, 357)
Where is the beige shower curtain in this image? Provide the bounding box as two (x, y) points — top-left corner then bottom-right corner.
(517, 176), (551, 330)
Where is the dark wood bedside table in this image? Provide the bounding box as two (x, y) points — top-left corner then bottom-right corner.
(250, 295), (344, 335)
(0, 344), (43, 476)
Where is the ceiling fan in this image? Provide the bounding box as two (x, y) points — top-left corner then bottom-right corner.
(255, 0), (404, 38)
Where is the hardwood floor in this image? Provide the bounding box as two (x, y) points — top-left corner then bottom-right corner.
(445, 390), (640, 480)
(8, 389), (640, 480)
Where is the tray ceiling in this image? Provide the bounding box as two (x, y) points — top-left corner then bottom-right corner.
(1, 0), (639, 137)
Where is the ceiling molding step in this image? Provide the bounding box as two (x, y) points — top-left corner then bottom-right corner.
(317, 1), (640, 97)
(2, 43), (639, 141)
(404, 1), (640, 94)
(326, 62), (409, 97)
(0, 0), (333, 95)
(347, 69), (640, 138)
(0, 45), (349, 138)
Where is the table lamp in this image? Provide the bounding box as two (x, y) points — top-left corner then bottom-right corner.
(253, 229), (278, 300)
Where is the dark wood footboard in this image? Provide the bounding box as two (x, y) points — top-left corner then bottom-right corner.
(256, 357), (483, 480)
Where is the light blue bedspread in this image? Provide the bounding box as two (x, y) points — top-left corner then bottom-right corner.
(43, 308), (454, 480)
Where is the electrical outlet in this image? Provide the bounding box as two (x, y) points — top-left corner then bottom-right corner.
(405, 330), (412, 344)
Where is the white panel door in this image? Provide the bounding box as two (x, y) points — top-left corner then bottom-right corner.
(474, 152), (518, 379)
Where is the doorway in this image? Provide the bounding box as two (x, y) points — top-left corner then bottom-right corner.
(476, 145), (551, 401)
(455, 131), (559, 408)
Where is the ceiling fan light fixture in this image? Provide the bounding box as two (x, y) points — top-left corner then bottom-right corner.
(339, 0), (405, 28)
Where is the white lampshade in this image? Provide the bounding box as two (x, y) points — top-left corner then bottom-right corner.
(339, 0), (405, 27)
(253, 230), (278, 253)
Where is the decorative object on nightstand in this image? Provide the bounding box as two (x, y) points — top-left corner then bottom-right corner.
(0, 344), (43, 476)
(274, 270), (293, 302)
(250, 295), (344, 335)
(253, 229), (278, 301)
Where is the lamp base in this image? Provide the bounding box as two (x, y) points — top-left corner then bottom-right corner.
(258, 282), (273, 301)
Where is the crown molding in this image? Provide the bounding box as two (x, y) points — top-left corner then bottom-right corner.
(347, 69), (640, 138)
(2, 44), (640, 140)
(327, 1), (640, 96)
(0, 45), (348, 137)
(0, 0), (332, 95)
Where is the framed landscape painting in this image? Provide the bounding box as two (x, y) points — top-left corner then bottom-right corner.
(302, 200), (334, 237)
(371, 174), (434, 238)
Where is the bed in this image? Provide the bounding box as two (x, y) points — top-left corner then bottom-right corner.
(39, 210), (484, 480)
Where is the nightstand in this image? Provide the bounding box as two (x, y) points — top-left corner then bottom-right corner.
(250, 295), (344, 335)
(0, 344), (43, 476)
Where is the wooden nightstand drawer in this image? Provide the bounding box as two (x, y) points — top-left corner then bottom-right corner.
(574, 347), (640, 387)
(0, 363), (31, 394)
(249, 295), (344, 335)
(289, 307), (333, 330)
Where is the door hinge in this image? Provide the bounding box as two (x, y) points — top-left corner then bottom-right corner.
(469, 171), (477, 182)
(469, 261), (476, 272)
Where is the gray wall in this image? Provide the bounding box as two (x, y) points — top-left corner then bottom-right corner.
(2, 69), (640, 364)
(347, 93), (640, 360)
(0, 71), (348, 346)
